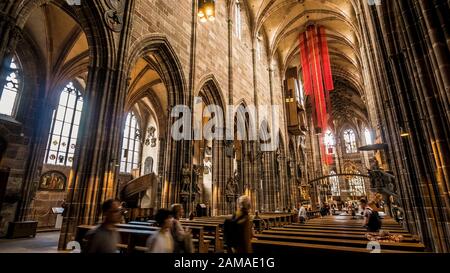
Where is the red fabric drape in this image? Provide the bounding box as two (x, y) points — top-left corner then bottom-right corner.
(319, 26), (334, 91)
(300, 25), (335, 164)
(299, 33), (312, 96)
(308, 26), (326, 130)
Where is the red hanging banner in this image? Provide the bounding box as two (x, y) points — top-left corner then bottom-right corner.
(319, 26), (334, 91)
(299, 25), (335, 164)
(310, 26), (327, 130)
(299, 33), (312, 96)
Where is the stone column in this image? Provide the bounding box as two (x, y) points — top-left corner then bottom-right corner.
(0, 15), (21, 97)
(57, 0), (134, 250)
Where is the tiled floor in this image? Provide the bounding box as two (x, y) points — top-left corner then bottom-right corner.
(0, 231), (61, 253)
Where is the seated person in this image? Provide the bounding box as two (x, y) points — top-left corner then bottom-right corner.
(253, 211), (267, 233)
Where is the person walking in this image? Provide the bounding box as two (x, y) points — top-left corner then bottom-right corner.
(223, 195), (253, 253)
(146, 209), (175, 253)
(171, 204), (193, 253)
(84, 199), (123, 253)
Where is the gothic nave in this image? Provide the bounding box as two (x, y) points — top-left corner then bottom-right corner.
(0, 0), (449, 258)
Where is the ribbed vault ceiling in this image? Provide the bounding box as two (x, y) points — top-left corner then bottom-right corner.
(245, 0), (367, 126)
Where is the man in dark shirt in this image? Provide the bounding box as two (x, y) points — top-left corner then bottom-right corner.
(85, 199), (123, 253)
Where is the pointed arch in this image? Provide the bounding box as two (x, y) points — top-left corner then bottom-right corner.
(127, 34), (188, 108)
(196, 74), (226, 109)
(13, 0), (114, 71)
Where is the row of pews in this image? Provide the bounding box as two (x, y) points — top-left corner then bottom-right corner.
(252, 215), (427, 254)
(75, 213), (293, 253)
(75, 213), (426, 254)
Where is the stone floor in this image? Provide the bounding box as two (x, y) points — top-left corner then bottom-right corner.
(0, 231), (61, 253)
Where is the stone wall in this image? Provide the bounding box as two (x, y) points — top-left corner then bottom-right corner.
(0, 116), (29, 236)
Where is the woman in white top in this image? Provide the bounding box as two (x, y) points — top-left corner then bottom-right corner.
(298, 206), (308, 223)
(171, 204), (193, 253)
(147, 209), (175, 253)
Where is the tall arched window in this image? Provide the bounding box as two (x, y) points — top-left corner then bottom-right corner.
(0, 57), (20, 116)
(349, 171), (366, 197)
(294, 77), (305, 105)
(324, 129), (335, 154)
(120, 112), (141, 173)
(235, 0), (242, 39)
(44, 82), (83, 166)
(144, 157), (154, 175)
(364, 128), (373, 145)
(344, 165), (366, 197)
(343, 129), (357, 154)
(330, 171), (340, 196)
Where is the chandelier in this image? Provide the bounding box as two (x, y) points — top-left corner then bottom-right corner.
(198, 0), (215, 22)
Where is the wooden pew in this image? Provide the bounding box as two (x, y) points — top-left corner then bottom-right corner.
(117, 223), (159, 231)
(307, 210), (321, 219)
(76, 225), (156, 253)
(123, 222), (210, 253)
(296, 221), (405, 229)
(250, 215), (425, 254)
(261, 213), (295, 225)
(284, 224), (408, 234)
(274, 227), (413, 237)
(128, 220), (157, 227)
(254, 233), (425, 252)
(251, 239), (422, 254)
(180, 220), (222, 252)
(263, 229), (417, 242)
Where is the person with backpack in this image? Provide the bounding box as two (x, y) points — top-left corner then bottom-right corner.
(360, 199), (382, 232)
(223, 195), (253, 253)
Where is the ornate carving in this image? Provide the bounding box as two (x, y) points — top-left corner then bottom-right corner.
(180, 164), (191, 195)
(105, 0), (124, 10)
(104, 0), (124, 32)
(225, 170), (239, 200)
(225, 140), (234, 158)
(368, 158), (397, 197)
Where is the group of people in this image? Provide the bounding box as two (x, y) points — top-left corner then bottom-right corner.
(80, 196), (383, 253)
(293, 199), (383, 234)
(83, 195), (255, 254)
(84, 199), (194, 253)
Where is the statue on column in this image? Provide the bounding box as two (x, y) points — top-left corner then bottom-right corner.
(368, 157), (396, 195)
(225, 170), (239, 202)
(181, 164), (191, 195)
(192, 165), (202, 195)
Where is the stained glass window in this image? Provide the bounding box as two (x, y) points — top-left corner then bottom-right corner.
(44, 82), (83, 166)
(0, 57), (20, 116)
(330, 171), (340, 196)
(343, 129), (357, 154)
(120, 112), (141, 173)
(324, 129), (335, 154)
(364, 128), (373, 145)
(349, 171), (366, 197)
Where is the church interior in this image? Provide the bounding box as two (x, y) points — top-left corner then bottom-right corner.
(0, 0), (449, 255)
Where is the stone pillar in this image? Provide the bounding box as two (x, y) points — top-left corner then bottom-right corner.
(57, 0), (134, 250)
(0, 16), (21, 97)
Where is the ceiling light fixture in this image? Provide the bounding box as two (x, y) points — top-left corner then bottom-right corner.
(198, 0), (215, 22)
